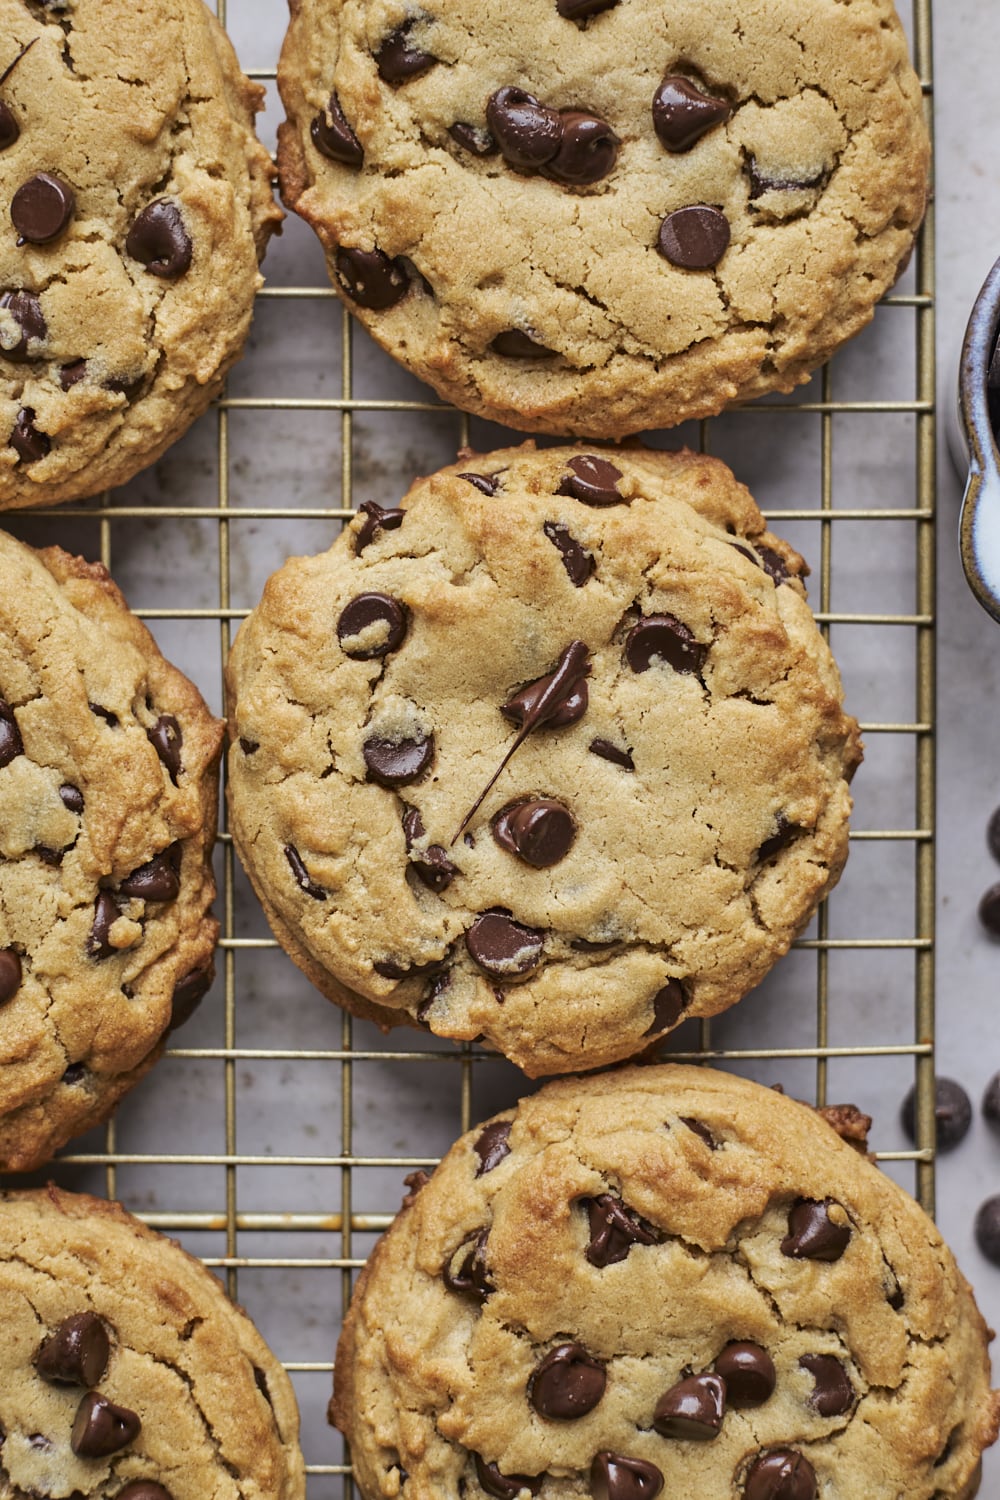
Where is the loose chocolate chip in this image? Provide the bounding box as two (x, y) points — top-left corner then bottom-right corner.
(983, 1073), (1000, 1131)
(117, 1482), (174, 1499)
(980, 882), (1000, 937)
(147, 714), (183, 782)
(590, 1453), (663, 1500)
(62, 1062), (87, 1085)
(652, 75), (732, 152)
(170, 962), (213, 1029)
(780, 1199), (851, 1262)
(589, 738), (634, 770)
(411, 844), (458, 893)
(653, 1372), (726, 1441)
(355, 500), (406, 554)
(11, 172), (75, 244)
(88, 892), (123, 959)
(900, 1076), (972, 1153)
(70, 1392), (141, 1458)
(625, 615), (707, 676)
(557, 454), (624, 507)
(543, 522), (594, 586)
(474, 1454), (542, 1498)
(0, 102), (16, 151)
(442, 1229), (493, 1300)
(547, 110), (619, 185)
(126, 200), (192, 278)
(757, 814), (799, 863)
(492, 798), (576, 868)
(680, 1116), (717, 1149)
(643, 979), (686, 1035)
(743, 1449), (817, 1500)
(284, 844), (327, 901)
(976, 1196), (1000, 1264)
(311, 91), (363, 167)
(713, 1343), (775, 1407)
(11, 407), (49, 464)
(487, 87), (562, 170)
(491, 329), (556, 358)
(337, 592), (409, 658)
(363, 734), (435, 788)
(336, 246), (411, 310)
(0, 289), (46, 361)
(474, 1119), (512, 1175)
(0, 948), (22, 1006)
(460, 471), (500, 495)
(35, 1313), (109, 1387)
(449, 123), (498, 157)
(120, 846), (181, 903)
(59, 784), (84, 813)
(989, 806), (1000, 863)
(529, 1344), (605, 1419)
(376, 23), (436, 84)
(0, 699), (24, 767)
(799, 1353), (853, 1417)
(557, 0), (619, 14)
(90, 702), (118, 726)
(584, 1193), (659, 1267)
(757, 545), (790, 585)
(466, 910), (544, 978)
(502, 643), (591, 731)
(657, 205), (731, 270)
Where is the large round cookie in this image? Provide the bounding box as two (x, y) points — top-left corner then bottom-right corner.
(226, 443), (861, 1077)
(0, 532), (222, 1171)
(0, 0), (282, 510)
(333, 1065), (1000, 1500)
(276, 0), (929, 438)
(0, 1186), (305, 1499)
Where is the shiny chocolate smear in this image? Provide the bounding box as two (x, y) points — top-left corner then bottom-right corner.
(474, 1119), (512, 1175)
(529, 1343), (605, 1419)
(584, 1192), (659, 1267)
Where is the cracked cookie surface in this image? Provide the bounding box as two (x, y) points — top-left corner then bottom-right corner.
(332, 1065), (1000, 1500)
(226, 443), (861, 1077)
(0, 1185), (305, 1499)
(0, 0), (282, 511)
(0, 532), (222, 1171)
(276, 0), (929, 438)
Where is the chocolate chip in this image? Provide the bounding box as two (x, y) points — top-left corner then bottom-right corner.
(529, 1344), (605, 1419)
(643, 979), (686, 1035)
(402, 808), (425, 847)
(747, 158), (827, 201)
(466, 910), (544, 978)
(374, 955), (448, 981)
(355, 500), (405, 553)
(363, 734), (435, 788)
(0, 102), (17, 151)
(35, 844), (64, 867)
(11, 407), (50, 464)
(59, 783), (84, 814)
(90, 702), (118, 726)
(442, 1229), (493, 1300)
(652, 1372), (725, 1441)
(980, 882), (1000, 937)
(757, 814), (800, 863)
(743, 1450), (817, 1500)
(449, 123), (498, 157)
(547, 110), (619, 185)
(70, 1392), (141, 1458)
(901, 1076), (972, 1153)
(239, 738), (259, 755)
(583, 1193), (659, 1267)
(657, 205), (731, 270)
(799, 1353), (853, 1417)
(120, 846), (181, 903)
(62, 1062), (87, 1085)
(0, 948), (22, 1006)
(492, 798), (576, 868)
(35, 1313), (109, 1387)
(117, 1482), (173, 1499)
(757, 546), (790, 586)
(976, 1196), (1000, 1264)
(88, 892), (123, 959)
(411, 844), (458, 893)
(126, 199), (192, 278)
(652, 75), (732, 152)
(589, 738), (633, 770)
(11, 172), (75, 244)
(713, 1342), (775, 1407)
(984, 1073), (1000, 1132)
(0, 699), (24, 767)
(0, 289), (46, 361)
(590, 1453), (663, 1500)
(311, 92), (363, 166)
(491, 329), (556, 358)
(680, 1116), (717, 1149)
(474, 1455), (542, 1498)
(57, 357), (87, 386)
(543, 522), (594, 586)
(557, 0), (619, 14)
(557, 454), (624, 506)
(376, 23), (436, 83)
(336, 246), (411, 310)
(625, 615), (707, 676)
(147, 714), (183, 782)
(502, 643), (591, 732)
(780, 1199), (851, 1262)
(170, 962), (213, 1029)
(460, 471), (500, 494)
(474, 1119), (512, 1175)
(486, 87), (562, 170)
(418, 969), (451, 1022)
(989, 806), (1000, 863)
(337, 592), (409, 658)
(284, 844), (327, 901)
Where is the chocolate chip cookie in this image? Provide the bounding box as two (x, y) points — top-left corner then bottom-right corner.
(0, 1185), (305, 1499)
(0, 0), (282, 511)
(276, 0), (928, 438)
(0, 532), (222, 1170)
(333, 1065), (999, 1500)
(226, 443), (861, 1077)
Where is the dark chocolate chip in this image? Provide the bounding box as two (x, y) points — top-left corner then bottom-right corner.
(284, 844), (327, 901)
(680, 1116), (717, 1150)
(411, 844), (458, 893)
(643, 979), (686, 1035)
(584, 1193), (659, 1268)
(11, 171), (75, 244)
(0, 948), (22, 1006)
(544, 522), (594, 586)
(336, 246), (411, 310)
(713, 1343), (775, 1408)
(35, 844), (64, 867)
(743, 1450), (817, 1500)
(60, 783), (84, 814)
(120, 846), (181, 903)
(376, 23), (436, 84)
(355, 500), (405, 553)
(116, 1484), (173, 1500)
(90, 702), (118, 727)
(502, 643), (591, 731)
(147, 714), (183, 782)
(557, 0), (619, 15)
(239, 738), (259, 755)
(486, 87), (562, 170)
(460, 471), (500, 495)
(799, 1353), (853, 1417)
(780, 1199), (851, 1262)
(0, 699), (24, 767)
(652, 1372), (725, 1441)
(0, 102), (17, 151)
(449, 123), (498, 157)
(589, 738), (633, 770)
(657, 205), (731, 270)
(529, 1344), (605, 1419)
(374, 954), (448, 981)
(337, 592), (409, 658)
(491, 329), (556, 359)
(59, 359), (88, 390)
(70, 1391), (141, 1458)
(747, 158), (827, 201)
(652, 75), (732, 152)
(983, 1073), (1000, 1131)
(402, 808), (425, 847)
(901, 1076), (972, 1153)
(0, 289), (46, 361)
(311, 92), (363, 167)
(625, 615), (707, 675)
(557, 454), (624, 507)
(170, 963), (213, 1029)
(466, 910), (544, 978)
(418, 969), (451, 1022)
(126, 200), (192, 278)
(757, 814), (800, 863)
(976, 1196), (1000, 1265)
(363, 734), (435, 788)
(35, 1313), (109, 1387)
(757, 545), (790, 585)
(474, 1119), (512, 1175)
(62, 1062), (87, 1085)
(442, 1229), (493, 1300)
(474, 1454), (542, 1498)
(11, 407), (49, 464)
(88, 892), (123, 959)
(547, 110), (619, 185)
(590, 1453), (663, 1500)
(980, 882), (1000, 938)
(492, 798), (576, 868)
(988, 806), (1000, 863)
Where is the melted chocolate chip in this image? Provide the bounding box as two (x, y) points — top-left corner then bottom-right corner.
(59, 359), (88, 390)
(653, 1372), (725, 1441)
(170, 962), (213, 1029)
(743, 1450), (817, 1500)
(584, 1193), (659, 1267)
(355, 500), (405, 553)
(492, 798), (576, 868)
(450, 123), (498, 157)
(11, 172), (75, 244)
(337, 592), (409, 658)
(374, 954), (448, 981)
(474, 1119), (512, 1175)
(657, 205), (731, 270)
(70, 1392), (141, 1458)
(35, 844), (64, 867)
(548, 110), (619, 185)
(90, 702), (118, 726)
(0, 699), (24, 767)
(901, 1076), (972, 1153)
(311, 92), (363, 166)
(147, 714), (183, 783)
(59, 783), (84, 814)
(376, 23), (436, 83)
(529, 1344), (606, 1419)
(284, 844), (327, 901)
(780, 1199), (851, 1262)
(590, 1453), (663, 1500)
(88, 892), (123, 959)
(442, 1229), (493, 1300)
(460, 471), (500, 494)
(487, 87), (562, 170)
(0, 289), (46, 361)
(126, 200), (192, 278)
(411, 844), (458, 892)
(589, 737), (633, 770)
(800, 1353), (853, 1417)
(0, 948), (22, 1006)
(713, 1343), (775, 1407)
(557, 0), (619, 14)
(625, 615), (707, 675)
(757, 814), (799, 863)
(11, 407), (49, 464)
(544, 522), (594, 585)
(336, 246), (411, 310)
(643, 979), (686, 1035)
(364, 734), (435, 788)
(491, 329), (556, 358)
(35, 1313), (109, 1387)
(652, 76), (732, 152)
(557, 454), (624, 506)
(474, 1455), (542, 1498)
(117, 1483), (173, 1500)
(402, 807), (424, 847)
(120, 846), (181, 903)
(680, 1116), (717, 1150)
(466, 910), (544, 978)
(757, 545), (790, 585)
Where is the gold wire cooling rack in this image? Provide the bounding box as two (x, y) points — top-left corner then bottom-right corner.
(2, 1), (937, 1493)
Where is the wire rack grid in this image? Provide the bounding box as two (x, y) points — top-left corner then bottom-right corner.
(4, 1), (937, 1494)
